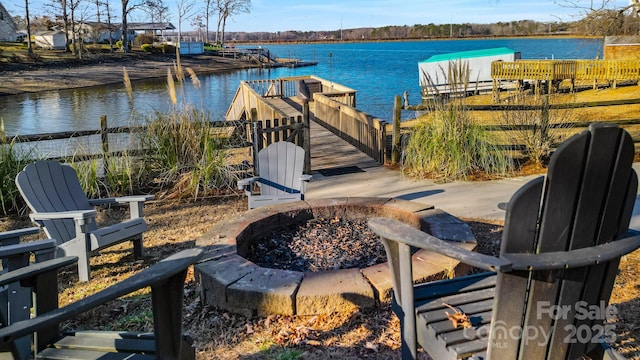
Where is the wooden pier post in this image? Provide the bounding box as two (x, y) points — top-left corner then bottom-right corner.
(392, 95), (402, 165)
(100, 115), (109, 176)
(303, 102), (311, 174)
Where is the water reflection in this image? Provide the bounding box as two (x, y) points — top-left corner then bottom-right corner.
(0, 38), (603, 136)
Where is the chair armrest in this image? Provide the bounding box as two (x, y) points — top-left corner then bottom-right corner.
(0, 227), (41, 245)
(88, 195), (154, 206)
(368, 217), (512, 272)
(0, 239), (56, 259)
(0, 248), (203, 345)
(502, 232), (640, 270)
(30, 210), (97, 222)
(0, 256), (78, 287)
(238, 177), (258, 190)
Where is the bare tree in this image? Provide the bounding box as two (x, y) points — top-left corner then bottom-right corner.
(190, 14), (205, 41)
(120, 0), (145, 52)
(68, 0), (83, 56)
(47, 0), (71, 52)
(104, 0), (116, 51)
(176, 0), (195, 42)
(143, 0), (168, 25)
(555, 0), (640, 35)
(215, 0), (250, 46)
(24, 0), (33, 54)
(204, 0), (217, 43)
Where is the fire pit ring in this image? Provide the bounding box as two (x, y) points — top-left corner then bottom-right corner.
(195, 197), (477, 317)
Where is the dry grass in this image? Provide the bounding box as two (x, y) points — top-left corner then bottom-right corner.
(0, 196), (638, 359)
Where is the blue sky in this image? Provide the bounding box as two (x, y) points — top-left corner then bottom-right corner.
(4, 0), (632, 32)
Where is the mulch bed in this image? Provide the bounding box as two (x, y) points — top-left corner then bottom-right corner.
(246, 216), (386, 272)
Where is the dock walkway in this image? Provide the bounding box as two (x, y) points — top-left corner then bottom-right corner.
(306, 117), (530, 221)
(307, 119), (640, 227)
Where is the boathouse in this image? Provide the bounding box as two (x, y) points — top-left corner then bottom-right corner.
(418, 47), (520, 98)
(604, 35), (640, 60)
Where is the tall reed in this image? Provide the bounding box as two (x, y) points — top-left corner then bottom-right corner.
(140, 107), (238, 199)
(498, 95), (576, 164)
(0, 120), (31, 215)
(402, 100), (513, 182)
(404, 61), (513, 182)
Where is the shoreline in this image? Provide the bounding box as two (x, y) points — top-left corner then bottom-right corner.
(0, 53), (257, 96)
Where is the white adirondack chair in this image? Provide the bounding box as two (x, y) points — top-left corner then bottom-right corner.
(16, 160), (154, 282)
(238, 142), (312, 209)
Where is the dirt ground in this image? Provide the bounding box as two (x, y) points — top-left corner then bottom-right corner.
(2, 195), (638, 359)
(0, 52), (255, 95)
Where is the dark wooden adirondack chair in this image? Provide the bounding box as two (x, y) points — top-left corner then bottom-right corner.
(368, 123), (640, 360)
(0, 248), (202, 360)
(238, 141), (312, 209)
(0, 227), (77, 359)
(16, 160), (154, 282)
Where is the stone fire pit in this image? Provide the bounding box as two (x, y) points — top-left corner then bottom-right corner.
(195, 197), (477, 317)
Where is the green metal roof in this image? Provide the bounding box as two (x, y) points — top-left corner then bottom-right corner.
(420, 47), (515, 63)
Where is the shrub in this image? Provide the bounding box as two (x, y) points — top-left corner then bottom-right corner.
(402, 99), (513, 182)
(498, 95), (576, 164)
(135, 34), (155, 46)
(159, 44), (176, 54)
(0, 122), (31, 215)
(140, 44), (154, 52)
(139, 107), (238, 199)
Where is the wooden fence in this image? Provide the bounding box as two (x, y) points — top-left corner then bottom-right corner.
(386, 97), (640, 161)
(248, 114), (311, 174)
(4, 115), (310, 175)
(492, 59), (640, 83)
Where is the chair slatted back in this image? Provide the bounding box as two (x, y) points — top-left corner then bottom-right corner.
(488, 124), (638, 359)
(257, 142), (306, 196)
(16, 160), (96, 244)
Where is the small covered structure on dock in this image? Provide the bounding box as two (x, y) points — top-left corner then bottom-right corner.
(418, 47), (520, 99)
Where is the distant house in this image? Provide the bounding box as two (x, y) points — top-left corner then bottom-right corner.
(34, 30), (66, 50)
(74, 22), (122, 43)
(604, 36), (640, 60)
(128, 22), (175, 37)
(0, 2), (17, 42)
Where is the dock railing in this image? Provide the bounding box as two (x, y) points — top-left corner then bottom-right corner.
(492, 59), (640, 84)
(226, 75), (381, 164)
(313, 92), (387, 164)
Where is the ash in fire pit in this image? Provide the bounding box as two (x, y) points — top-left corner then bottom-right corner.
(245, 216), (385, 272)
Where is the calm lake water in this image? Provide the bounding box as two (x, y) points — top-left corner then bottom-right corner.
(0, 38), (603, 136)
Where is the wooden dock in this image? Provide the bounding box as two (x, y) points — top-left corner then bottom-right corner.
(217, 47), (317, 68)
(491, 59), (640, 99)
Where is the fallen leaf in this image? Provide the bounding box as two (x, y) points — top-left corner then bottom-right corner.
(443, 303), (472, 329)
(365, 341), (379, 351)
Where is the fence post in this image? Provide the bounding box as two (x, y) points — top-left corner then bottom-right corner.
(303, 102), (311, 174)
(540, 95), (550, 150)
(100, 115), (109, 176)
(252, 121), (262, 175)
(392, 95), (402, 165)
